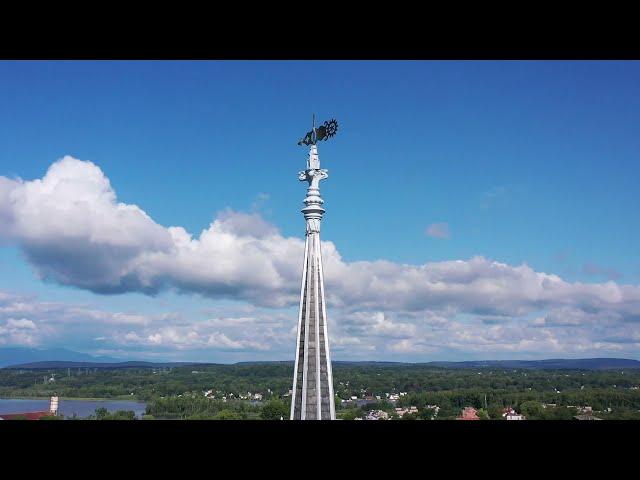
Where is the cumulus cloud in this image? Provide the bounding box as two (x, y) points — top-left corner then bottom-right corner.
(0, 287), (639, 360)
(0, 156), (301, 305)
(0, 314), (39, 346)
(1, 156), (640, 359)
(425, 222), (450, 239)
(6, 318), (36, 329)
(0, 291), (276, 356)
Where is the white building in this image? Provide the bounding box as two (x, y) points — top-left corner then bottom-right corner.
(365, 410), (389, 420)
(503, 407), (525, 420)
(395, 406), (419, 418)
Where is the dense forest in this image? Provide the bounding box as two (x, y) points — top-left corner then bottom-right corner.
(1, 362), (639, 419)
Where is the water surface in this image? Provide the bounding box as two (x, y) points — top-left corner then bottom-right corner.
(0, 398), (147, 419)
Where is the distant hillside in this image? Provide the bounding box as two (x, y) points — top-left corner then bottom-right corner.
(0, 347), (124, 368)
(4, 357), (640, 370)
(4, 360), (203, 369)
(423, 358), (640, 370)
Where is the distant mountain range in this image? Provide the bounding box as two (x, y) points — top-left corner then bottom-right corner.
(0, 347), (125, 368)
(4, 360), (202, 369)
(2, 348), (639, 370)
(420, 358), (640, 370)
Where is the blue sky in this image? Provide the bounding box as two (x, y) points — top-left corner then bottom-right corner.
(0, 60), (639, 362)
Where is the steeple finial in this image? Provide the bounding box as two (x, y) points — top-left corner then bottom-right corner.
(297, 117), (339, 146)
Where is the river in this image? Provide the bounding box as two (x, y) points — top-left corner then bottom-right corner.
(0, 398), (147, 419)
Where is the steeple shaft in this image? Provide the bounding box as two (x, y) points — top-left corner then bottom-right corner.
(291, 145), (335, 420)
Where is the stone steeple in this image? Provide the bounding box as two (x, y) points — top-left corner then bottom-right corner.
(290, 143), (335, 420)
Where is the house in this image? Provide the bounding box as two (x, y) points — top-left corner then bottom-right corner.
(0, 411), (51, 420)
(395, 406), (419, 418)
(502, 407), (525, 420)
(456, 407), (480, 420)
(364, 410), (389, 420)
(506, 412), (525, 420)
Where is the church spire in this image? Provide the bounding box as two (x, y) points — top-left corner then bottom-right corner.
(291, 118), (338, 420)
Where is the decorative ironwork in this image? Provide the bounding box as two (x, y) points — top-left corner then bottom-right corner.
(298, 117), (338, 146)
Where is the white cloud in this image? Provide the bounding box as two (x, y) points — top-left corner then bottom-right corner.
(0, 316), (39, 346)
(426, 222), (451, 239)
(6, 318), (37, 330)
(1, 157), (640, 359)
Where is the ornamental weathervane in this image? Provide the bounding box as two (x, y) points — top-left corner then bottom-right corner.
(297, 115), (338, 146)
(290, 115), (338, 420)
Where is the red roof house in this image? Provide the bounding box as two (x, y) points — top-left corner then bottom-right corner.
(0, 411), (51, 420)
(456, 407), (480, 420)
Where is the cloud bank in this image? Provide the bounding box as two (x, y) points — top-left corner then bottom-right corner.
(1, 156), (639, 359)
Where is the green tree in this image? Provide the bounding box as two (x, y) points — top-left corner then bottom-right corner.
(216, 409), (242, 420)
(476, 408), (490, 420)
(260, 400), (288, 420)
(108, 410), (136, 420)
(94, 407), (108, 419)
(418, 408), (435, 420)
(436, 404), (458, 419)
(337, 408), (360, 420)
(520, 401), (543, 419)
(487, 405), (505, 420)
(400, 412), (418, 420)
(186, 413), (218, 419)
(40, 415), (63, 420)
(542, 406), (576, 420)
